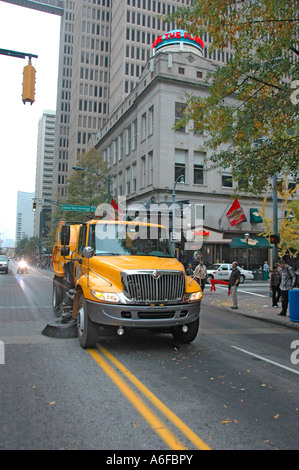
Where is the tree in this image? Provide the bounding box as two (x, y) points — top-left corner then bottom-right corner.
(15, 236), (43, 261)
(260, 178), (299, 257)
(66, 148), (109, 210)
(45, 148), (109, 246)
(166, 0), (299, 194)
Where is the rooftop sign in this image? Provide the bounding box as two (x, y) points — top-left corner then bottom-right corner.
(152, 30), (204, 55)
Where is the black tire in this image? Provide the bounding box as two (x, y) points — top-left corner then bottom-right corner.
(77, 295), (99, 348)
(52, 277), (65, 316)
(172, 317), (199, 343)
(240, 274), (245, 284)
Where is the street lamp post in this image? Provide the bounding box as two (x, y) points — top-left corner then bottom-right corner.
(172, 174), (184, 252)
(72, 166), (111, 204)
(244, 232), (249, 270)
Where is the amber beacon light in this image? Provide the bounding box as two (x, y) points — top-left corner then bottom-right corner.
(22, 57), (36, 105)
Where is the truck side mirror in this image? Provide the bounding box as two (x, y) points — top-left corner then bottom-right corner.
(82, 246), (95, 259)
(61, 225), (70, 245)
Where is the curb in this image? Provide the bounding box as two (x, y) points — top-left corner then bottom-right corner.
(202, 288), (299, 331)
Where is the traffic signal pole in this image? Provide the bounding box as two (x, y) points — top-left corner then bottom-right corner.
(0, 48), (38, 104)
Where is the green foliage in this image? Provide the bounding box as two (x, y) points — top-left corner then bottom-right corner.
(45, 148), (109, 247)
(166, 0), (299, 194)
(15, 236), (43, 260)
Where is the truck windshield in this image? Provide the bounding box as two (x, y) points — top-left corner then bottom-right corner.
(89, 223), (174, 257)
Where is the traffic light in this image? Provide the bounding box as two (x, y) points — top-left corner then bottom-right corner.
(270, 234), (280, 245)
(22, 58), (36, 104)
(32, 200), (37, 212)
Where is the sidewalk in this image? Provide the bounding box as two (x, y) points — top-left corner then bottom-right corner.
(201, 284), (299, 331)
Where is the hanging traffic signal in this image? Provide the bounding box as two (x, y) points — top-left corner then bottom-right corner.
(32, 200), (37, 212)
(270, 234), (280, 245)
(22, 58), (36, 104)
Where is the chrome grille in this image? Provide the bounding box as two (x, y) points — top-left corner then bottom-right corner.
(121, 270), (185, 304)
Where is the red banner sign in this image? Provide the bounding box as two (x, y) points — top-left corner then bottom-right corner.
(226, 199), (246, 226)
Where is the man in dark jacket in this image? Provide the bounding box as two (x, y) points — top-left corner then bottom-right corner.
(229, 261), (241, 309)
(277, 259), (296, 316)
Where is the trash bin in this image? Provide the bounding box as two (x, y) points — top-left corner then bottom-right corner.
(289, 290), (299, 322)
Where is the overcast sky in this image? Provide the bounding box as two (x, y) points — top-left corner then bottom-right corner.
(0, 1), (61, 241)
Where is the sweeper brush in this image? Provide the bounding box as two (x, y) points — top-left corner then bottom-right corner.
(42, 318), (77, 339)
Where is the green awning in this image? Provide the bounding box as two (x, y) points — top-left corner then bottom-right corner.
(230, 237), (271, 249)
(250, 208), (263, 223)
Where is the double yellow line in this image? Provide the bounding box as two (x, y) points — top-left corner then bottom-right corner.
(88, 345), (211, 450)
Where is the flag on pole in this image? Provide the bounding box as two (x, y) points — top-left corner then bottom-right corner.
(226, 198), (245, 226)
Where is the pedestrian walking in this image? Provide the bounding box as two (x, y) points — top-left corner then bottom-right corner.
(277, 259), (296, 317)
(263, 261), (270, 281)
(186, 263), (193, 276)
(194, 261), (207, 292)
(270, 265), (281, 308)
(228, 261), (241, 309)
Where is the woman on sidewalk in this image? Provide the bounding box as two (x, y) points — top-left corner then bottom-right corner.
(270, 265), (281, 308)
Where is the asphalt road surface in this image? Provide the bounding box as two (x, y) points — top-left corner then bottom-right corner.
(1, 262), (298, 451)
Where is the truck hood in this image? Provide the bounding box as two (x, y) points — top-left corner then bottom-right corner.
(87, 255), (185, 291)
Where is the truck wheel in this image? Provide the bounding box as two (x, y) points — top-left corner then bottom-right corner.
(77, 295), (99, 348)
(52, 277), (65, 316)
(172, 318), (199, 343)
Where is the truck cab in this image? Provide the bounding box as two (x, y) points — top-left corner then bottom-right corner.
(52, 220), (202, 348)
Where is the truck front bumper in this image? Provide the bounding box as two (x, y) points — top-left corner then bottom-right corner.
(86, 299), (200, 328)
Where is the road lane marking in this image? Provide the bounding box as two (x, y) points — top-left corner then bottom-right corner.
(215, 285), (267, 297)
(87, 348), (187, 450)
(231, 346), (299, 376)
(88, 346), (211, 450)
(96, 344), (211, 450)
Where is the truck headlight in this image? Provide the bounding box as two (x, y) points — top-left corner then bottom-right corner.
(184, 291), (202, 302)
(91, 290), (120, 303)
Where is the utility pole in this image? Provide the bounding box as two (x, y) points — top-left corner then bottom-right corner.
(272, 174), (278, 265)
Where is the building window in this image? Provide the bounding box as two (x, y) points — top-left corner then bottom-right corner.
(141, 113), (147, 140)
(194, 152), (205, 185)
(132, 163), (137, 192)
(118, 172), (123, 196)
(119, 133), (123, 161)
(141, 156), (146, 187)
(148, 106), (154, 136)
(222, 173), (233, 188)
(126, 126), (131, 155)
(132, 120), (137, 150)
(113, 138), (118, 164)
(148, 151), (153, 185)
(175, 149), (186, 182)
(126, 167), (131, 195)
(175, 102), (186, 132)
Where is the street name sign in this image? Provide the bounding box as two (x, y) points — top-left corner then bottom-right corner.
(62, 204), (96, 212)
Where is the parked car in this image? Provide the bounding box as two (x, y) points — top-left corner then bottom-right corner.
(0, 255), (9, 274)
(206, 263), (254, 284)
